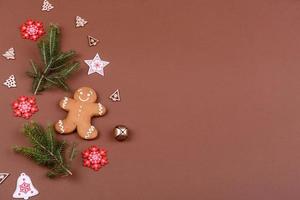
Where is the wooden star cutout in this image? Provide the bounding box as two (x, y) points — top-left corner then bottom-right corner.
(84, 53), (109, 76)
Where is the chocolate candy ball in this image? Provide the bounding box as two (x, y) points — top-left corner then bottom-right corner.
(114, 125), (128, 141)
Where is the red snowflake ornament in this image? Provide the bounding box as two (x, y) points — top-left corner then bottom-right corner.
(82, 146), (108, 171)
(20, 20), (45, 41)
(12, 96), (39, 119)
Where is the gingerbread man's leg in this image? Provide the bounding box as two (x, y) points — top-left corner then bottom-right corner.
(77, 121), (98, 140)
(55, 118), (77, 134)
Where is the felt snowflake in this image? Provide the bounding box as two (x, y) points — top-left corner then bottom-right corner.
(20, 20), (45, 41)
(82, 146), (108, 171)
(12, 96), (39, 119)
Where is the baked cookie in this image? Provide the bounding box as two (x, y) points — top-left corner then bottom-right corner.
(55, 87), (107, 140)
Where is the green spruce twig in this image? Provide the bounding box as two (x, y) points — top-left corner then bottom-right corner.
(27, 24), (80, 95)
(14, 122), (77, 178)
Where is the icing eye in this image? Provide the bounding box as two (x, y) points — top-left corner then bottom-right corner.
(80, 92), (83, 95)
(87, 93), (91, 97)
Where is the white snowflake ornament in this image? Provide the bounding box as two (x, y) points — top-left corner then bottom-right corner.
(41, 0), (54, 12)
(3, 75), (17, 88)
(110, 89), (121, 102)
(13, 173), (39, 200)
(75, 16), (88, 27)
(2, 48), (15, 60)
(84, 53), (109, 76)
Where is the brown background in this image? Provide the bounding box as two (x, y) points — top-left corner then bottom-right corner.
(1, 0), (300, 199)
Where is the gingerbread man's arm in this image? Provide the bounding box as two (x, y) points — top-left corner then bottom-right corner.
(90, 102), (107, 116)
(59, 97), (75, 111)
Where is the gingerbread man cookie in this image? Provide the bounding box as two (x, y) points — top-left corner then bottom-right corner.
(55, 87), (107, 140)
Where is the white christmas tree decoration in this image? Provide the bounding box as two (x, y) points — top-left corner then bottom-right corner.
(13, 173), (39, 200)
(76, 16), (88, 27)
(2, 47), (15, 59)
(0, 173), (9, 184)
(88, 35), (99, 46)
(41, 0), (54, 12)
(110, 89), (121, 102)
(3, 75), (17, 88)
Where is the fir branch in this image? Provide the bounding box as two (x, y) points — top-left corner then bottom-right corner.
(27, 24), (79, 95)
(14, 147), (52, 165)
(14, 122), (77, 178)
(69, 143), (77, 162)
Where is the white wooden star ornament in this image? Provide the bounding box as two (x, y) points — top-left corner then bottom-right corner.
(84, 53), (109, 76)
(0, 173), (9, 184)
(41, 0), (54, 12)
(76, 16), (88, 27)
(110, 89), (121, 102)
(2, 48), (15, 60)
(3, 75), (17, 88)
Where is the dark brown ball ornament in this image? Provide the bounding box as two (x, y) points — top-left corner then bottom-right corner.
(114, 125), (129, 141)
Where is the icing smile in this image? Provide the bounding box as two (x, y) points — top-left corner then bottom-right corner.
(79, 96), (90, 102)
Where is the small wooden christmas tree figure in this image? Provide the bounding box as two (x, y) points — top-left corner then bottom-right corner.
(0, 173), (9, 184)
(41, 0), (54, 12)
(13, 173), (39, 200)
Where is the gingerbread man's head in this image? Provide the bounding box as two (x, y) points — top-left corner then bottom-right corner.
(74, 87), (97, 103)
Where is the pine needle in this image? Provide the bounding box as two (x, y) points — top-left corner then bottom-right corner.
(69, 143), (77, 162)
(14, 122), (77, 178)
(27, 24), (79, 95)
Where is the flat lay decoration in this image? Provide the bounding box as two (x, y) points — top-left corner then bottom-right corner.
(55, 87), (107, 140)
(2, 47), (15, 60)
(14, 122), (77, 178)
(13, 173), (39, 200)
(26, 24), (79, 95)
(82, 146), (108, 171)
(1, 1), (132, 198)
